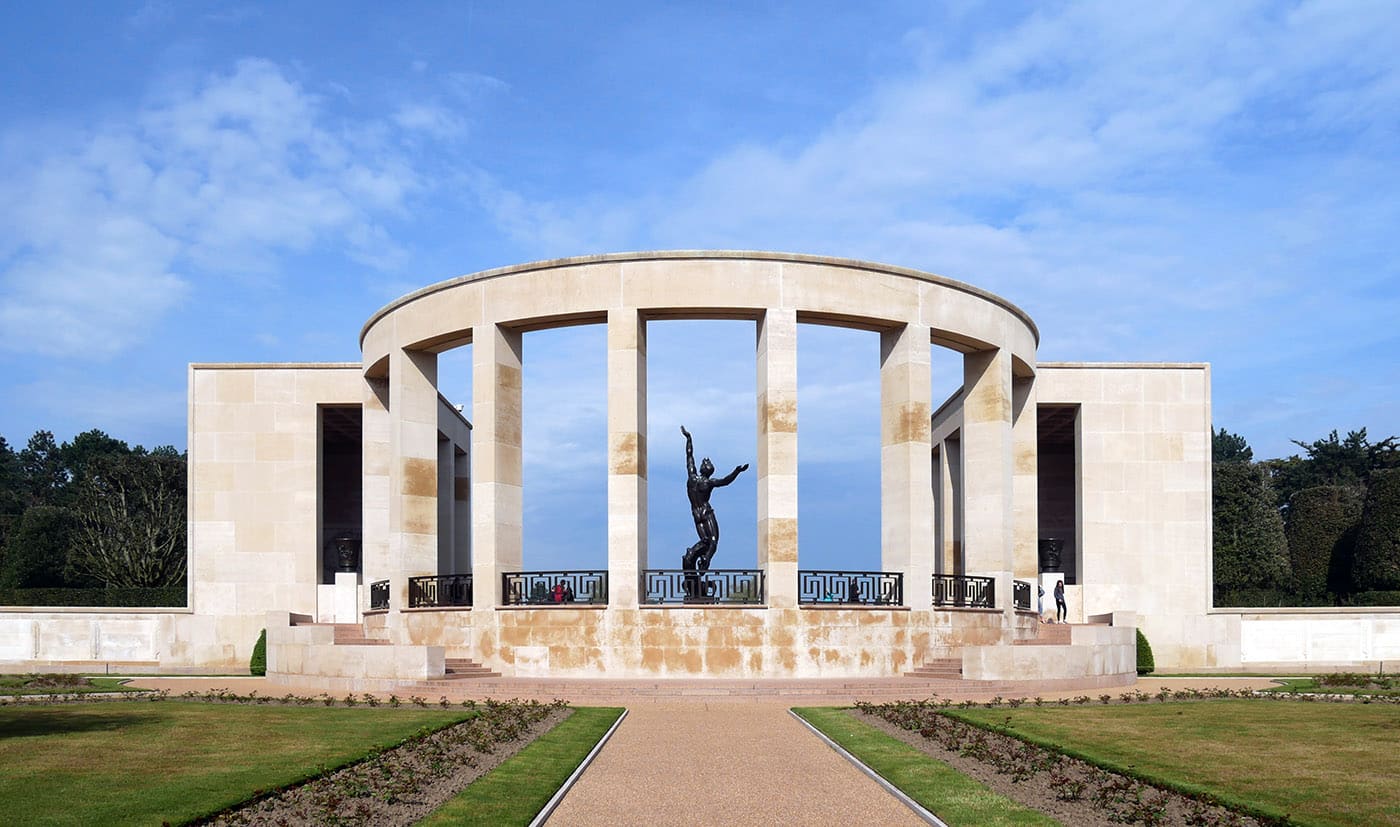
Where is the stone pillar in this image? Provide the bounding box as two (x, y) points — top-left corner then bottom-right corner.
(1012, 375), (1039, 586)
(471, 324), (524, 608)
(361, 376), (391, 610)
(757, 309), (798, 608)
(880, 323), (934, 610)
(437, 435), (454, 576)
(389, 347), (440, 610)
(945, 436), (963, 574)
(453, 449), (470, 575)
(962, 347), (1015, 629)
(607, 309), (647, 608)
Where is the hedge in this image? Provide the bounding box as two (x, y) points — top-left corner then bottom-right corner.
(1213, 462), (1290, 591)
(0, 586), (186, 607)
(1286, 485), (1363, 598)
(1355, 468), (1400, 591)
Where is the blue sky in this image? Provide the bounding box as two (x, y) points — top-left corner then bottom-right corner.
(1, 2), (1397, 571)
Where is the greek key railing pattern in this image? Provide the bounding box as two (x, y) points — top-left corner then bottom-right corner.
(409, 574), (473, 608)
(640, 569), (766, 605)
(369, 579), (390, 611)
(932, 574), (995, 609)
(797, 570), (903, 606)
(1013, 579), (1032, 611)
(502, 571), (608, 606)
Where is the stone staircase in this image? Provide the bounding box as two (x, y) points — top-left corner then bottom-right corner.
(442, 657), (500, 680)
(905, 621), (1092, 678)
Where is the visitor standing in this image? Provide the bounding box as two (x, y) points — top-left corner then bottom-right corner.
(1054, 579), (1067, 622)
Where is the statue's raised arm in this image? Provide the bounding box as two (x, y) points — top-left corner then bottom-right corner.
(713, 463), (749, 487)
(681, 425), (696, 476)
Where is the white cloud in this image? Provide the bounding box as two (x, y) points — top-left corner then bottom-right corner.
(0, 59), (429, 358)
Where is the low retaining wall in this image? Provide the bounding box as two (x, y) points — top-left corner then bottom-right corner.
(961, 612), (1137, 684)
(1230, 608), (1400, 671)
(265, 612), (445, 682)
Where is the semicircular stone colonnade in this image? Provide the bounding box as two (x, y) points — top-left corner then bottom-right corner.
(353, 251), (1044, 679)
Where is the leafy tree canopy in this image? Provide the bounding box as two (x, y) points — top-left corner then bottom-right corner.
(1212, 428), (1253, 463)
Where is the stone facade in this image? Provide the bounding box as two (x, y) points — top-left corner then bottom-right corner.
(6, 251), (1387, 680)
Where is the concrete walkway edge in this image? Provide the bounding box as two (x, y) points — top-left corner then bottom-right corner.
(788, 710), (947, 827)
(531, 708), (629, 827)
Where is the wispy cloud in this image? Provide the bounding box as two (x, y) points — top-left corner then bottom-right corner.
(0, 59), (429, 358)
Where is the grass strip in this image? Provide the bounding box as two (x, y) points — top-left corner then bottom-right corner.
(0, 701), (473, 826)
(1262, 678), (1400, 697)
(0, 676), (143, 695)
(792, 707), (1059, 827)
(420, 706), (625, 827)
(950, 701), (1400, 827)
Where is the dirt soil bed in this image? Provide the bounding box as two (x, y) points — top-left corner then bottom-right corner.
(854, 709), (1263, 827)
(204, 706), (570, 826)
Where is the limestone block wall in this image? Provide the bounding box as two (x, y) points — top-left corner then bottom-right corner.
(187, 363), (365, 669)
(266, 612), (444, 685)
(1232, 608), (1400, 670)
(384, 605), (1018, 678)
(1037, 363), (1232, 669)
(0, 610), (194, 673)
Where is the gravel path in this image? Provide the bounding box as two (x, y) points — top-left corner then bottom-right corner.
(545, 701), (926, 826)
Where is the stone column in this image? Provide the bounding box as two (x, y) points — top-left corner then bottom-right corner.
(389, 347), (440, 610)
(471, 324), (524, 608)
(453, 449), (470, 575)
(962, 347), (1015, 629)
(757, 309), (798, 608)
(880, 323), (934, 610)
(1012, 376), (1039, 586)
(437, 436), (454, 576)
(361, 377), (391, 610)
(607, 309), (647, 608)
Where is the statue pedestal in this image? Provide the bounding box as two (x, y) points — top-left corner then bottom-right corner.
(332, 572), (361, 624)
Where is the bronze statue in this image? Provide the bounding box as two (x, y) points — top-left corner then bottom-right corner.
(679, 426), (748, 595)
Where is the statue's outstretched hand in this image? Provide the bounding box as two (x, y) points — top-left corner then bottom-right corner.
(736, 463), (749, 474)
(680, 425), (690, 438)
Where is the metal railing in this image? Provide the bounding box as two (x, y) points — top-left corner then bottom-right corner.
(1013, 579), (1032, 611)
(502, 571), (608, 606)
(409, 574), (473, 608)
(369, 579), (390, 611)
(798, 570), (903, 606)
(640, 569), (766, 605)
(932, 574), (995, 609)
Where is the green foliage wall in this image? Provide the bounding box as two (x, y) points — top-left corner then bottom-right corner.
(1286, 485), (1364, 599)
(1354, 468), (1400, 591)
(0, 506), (76, 589)
(1213, 461), (1290, 594)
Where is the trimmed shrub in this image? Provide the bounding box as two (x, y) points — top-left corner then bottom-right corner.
(0, 586), (186, 607)
(1213, 462), (1290, 594)
(1136, 629), (1155, 676)
(1355, 469), (1400, 591)
(250, 629), (267, 676)
(1286, 485), (1363, 599)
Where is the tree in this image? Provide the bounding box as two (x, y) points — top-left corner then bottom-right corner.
(0, 437), (23, 551)
(1353, 468), (1400, 592)
(68, 452), (187, 588)
(0, 506), (77, 588)
(1285, 486), (1363, 599)
(1268, 429), (1400, 513)
(19, 430), (68, 508)
(1212, 428), (1253, 463)
(1213, 461), (1290, 594)
(61, 430), (130, 483)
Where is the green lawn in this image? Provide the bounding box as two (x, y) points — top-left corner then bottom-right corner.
(0, 701), (472, 826)
(793, 707), (1058, 827)
(421, 706), (625, 826)
(952, 700), (1400, 827)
